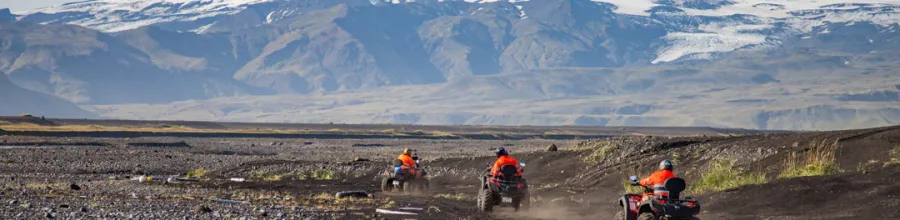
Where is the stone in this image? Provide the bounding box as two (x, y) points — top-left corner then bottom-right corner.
(194, 205), (212, 213)
(546, 144), (558, 152)
(69, 183), (81, 191)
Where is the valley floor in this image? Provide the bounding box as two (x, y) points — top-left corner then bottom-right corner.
(1, 121), (899, 219)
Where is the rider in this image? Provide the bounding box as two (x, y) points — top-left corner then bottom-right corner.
(398, 148), (417, 175)
(489, 147), (521, 178)
(639, 160), (676, 197)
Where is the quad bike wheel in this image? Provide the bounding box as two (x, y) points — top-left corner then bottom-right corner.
(513, 190), (530, 212)
(477, 187), (493, 212)
(380, 177), (393, 193)
(637, 212), (655, 220)
(521, 190), (530, 211)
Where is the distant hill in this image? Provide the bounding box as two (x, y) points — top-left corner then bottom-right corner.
(0, 73), (95, 118)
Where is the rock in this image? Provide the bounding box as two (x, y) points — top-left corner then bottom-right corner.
(546, 144), (558, 152)
(253, 207), (268, 217)
(335, 191), (373, 199)
(8, 200), (18, 205)
(194, 205), (212, 213)
(353, 157), (370, 162)
(21, 203), (32, 209)
(270, 142), (278, 146)
(45, 212), (54, 219)
(80, 207), (89, 212)
(59, 204), (69, 208)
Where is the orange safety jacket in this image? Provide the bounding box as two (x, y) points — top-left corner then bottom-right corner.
(640, 170), (676, 188)
(398, 154), (417, 174)
(490, 155), (521, 177)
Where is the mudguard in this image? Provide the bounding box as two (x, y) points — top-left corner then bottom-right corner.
(618, 195), (640, 220)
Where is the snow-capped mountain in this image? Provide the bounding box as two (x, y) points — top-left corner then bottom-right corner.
(3, 0), (899, 129)
(17, 0), (278, 32)
(14, 0), (900, 63)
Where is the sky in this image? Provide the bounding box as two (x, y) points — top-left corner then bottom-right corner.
(1, 0), (72, 12)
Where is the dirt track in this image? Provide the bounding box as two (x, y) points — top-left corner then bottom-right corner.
(1, 120), (898, 219)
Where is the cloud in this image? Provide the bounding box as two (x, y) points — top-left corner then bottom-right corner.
(3, 0), (73, 12)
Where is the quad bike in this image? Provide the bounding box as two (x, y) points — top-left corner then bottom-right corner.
(615, 175), (701, 220)
(477, 162), (529, 212)
(380, 156), (429, 193)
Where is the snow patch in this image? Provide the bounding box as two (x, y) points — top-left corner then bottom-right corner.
(516, 5), (527, 19)
(191, 22), (215, 34)
(23, 0), (275, 32)
(653, 22), (771, 64)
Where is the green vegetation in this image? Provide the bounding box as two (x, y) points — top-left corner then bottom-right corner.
(186, 168), (208, 178)
(622, 179), (645, 194)
(575, 140), (618, 164)
(309, 169), (339, 180)
(689, 160), (767, 193)
(885, 146), (900, 166)
(536, 183), (561, 190)
(259, 173), (282, 181)
(434, 193), (471, 201)
(779, 139), (842, 178)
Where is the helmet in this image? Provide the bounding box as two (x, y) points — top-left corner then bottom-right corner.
(659, 159), (674, 171)
(402, 148), (412, 156)
(495, 147), (509, 157)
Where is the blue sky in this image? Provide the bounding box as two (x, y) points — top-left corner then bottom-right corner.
(2, 0), (72, 12)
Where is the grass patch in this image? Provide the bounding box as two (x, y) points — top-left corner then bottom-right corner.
(575, 140), (617, 164)
(2, 159), (14, 164)
(536, 183), (561, 190)
(885, 146), (900, 166)
(259, 173), (283, 181)
(779, 139), (842, 179)
(689, 160), (766, 193)
(186, 168), (208, 178)
(434, 193), (471, 201)
(309, 169), (339, 180)
(621, 179), (645, 194)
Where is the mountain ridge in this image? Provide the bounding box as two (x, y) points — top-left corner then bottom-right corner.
(2, 0), (899, 129)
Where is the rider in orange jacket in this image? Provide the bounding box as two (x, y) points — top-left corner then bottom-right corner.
(490, 147), (521, 177)
(639, 160), (676, 198)
(398, 148), (417, 175)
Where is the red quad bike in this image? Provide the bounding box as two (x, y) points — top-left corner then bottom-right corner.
(380, 157), (429, 193)
(477, 162), (530, 212)
(616, 175), (701, 220)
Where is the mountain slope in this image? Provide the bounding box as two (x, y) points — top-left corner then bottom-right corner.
(0, 22), (270, 105)
(0, 74), (95, 118)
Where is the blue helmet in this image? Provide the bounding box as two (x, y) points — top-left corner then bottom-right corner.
(496, 147), (509, 157)
(659, 159), (674, 171)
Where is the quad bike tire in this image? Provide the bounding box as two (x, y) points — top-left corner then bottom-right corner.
(404, 181), (419, 193)
(477, 187), (493, 212)
(380, 177), (393, 193)
(637, 212), (655, 220)
(514, 190), (530, 212)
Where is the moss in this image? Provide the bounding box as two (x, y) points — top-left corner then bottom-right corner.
(689, 160), (767, 193)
